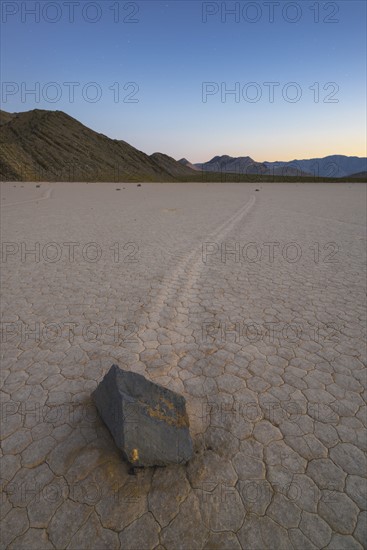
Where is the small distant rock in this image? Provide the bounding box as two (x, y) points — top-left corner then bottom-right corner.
(255, 189), (259, 191)
(116, 188), (121, 191)
(137, 184), (142, 187)
(92, 365), (193, 467)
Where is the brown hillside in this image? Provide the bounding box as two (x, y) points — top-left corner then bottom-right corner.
(0, 109), (196, 182)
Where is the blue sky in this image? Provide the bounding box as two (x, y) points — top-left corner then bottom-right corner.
(1, 0), (366, 162)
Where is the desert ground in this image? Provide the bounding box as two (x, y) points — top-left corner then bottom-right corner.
(1, 180), (366, 549)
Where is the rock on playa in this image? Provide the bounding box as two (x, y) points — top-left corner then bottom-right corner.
(92, 365), (193, 467)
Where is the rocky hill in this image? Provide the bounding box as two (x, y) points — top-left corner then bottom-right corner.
(0, 109), (196, 182)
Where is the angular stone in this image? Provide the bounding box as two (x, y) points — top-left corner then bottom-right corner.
(92, 365), (193, 467)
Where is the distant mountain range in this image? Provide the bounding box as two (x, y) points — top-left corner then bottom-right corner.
(0, 109), (196, 182)
(348, 171), (367, 179)
(0, 109), (365, 181)
(178, 158), (201, 171)
(264, 156), (367, 178)
(188, 154), (367, 178)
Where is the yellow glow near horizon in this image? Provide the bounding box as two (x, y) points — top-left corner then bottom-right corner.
(190, 137), (366, 164)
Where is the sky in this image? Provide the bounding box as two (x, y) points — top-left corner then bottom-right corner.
(1, 0), (366, 162)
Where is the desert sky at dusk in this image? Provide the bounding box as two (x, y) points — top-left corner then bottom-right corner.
(1, 0), (366, 162)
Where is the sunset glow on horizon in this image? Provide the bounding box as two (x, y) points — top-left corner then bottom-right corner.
(1, 0), (366, 163)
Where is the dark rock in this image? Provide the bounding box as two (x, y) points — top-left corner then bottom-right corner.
(92, 365), (193, 467)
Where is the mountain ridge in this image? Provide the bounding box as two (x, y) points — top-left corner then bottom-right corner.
(193, 154), (366, 178)
(194, 155), (312, 177)
(1, 109), (365, 181)
(0, 109), (196, 182)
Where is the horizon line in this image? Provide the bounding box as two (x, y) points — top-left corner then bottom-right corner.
(2, 107), (366, 165)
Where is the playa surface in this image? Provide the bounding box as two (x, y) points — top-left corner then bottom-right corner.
(1, 180), (366, 549)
